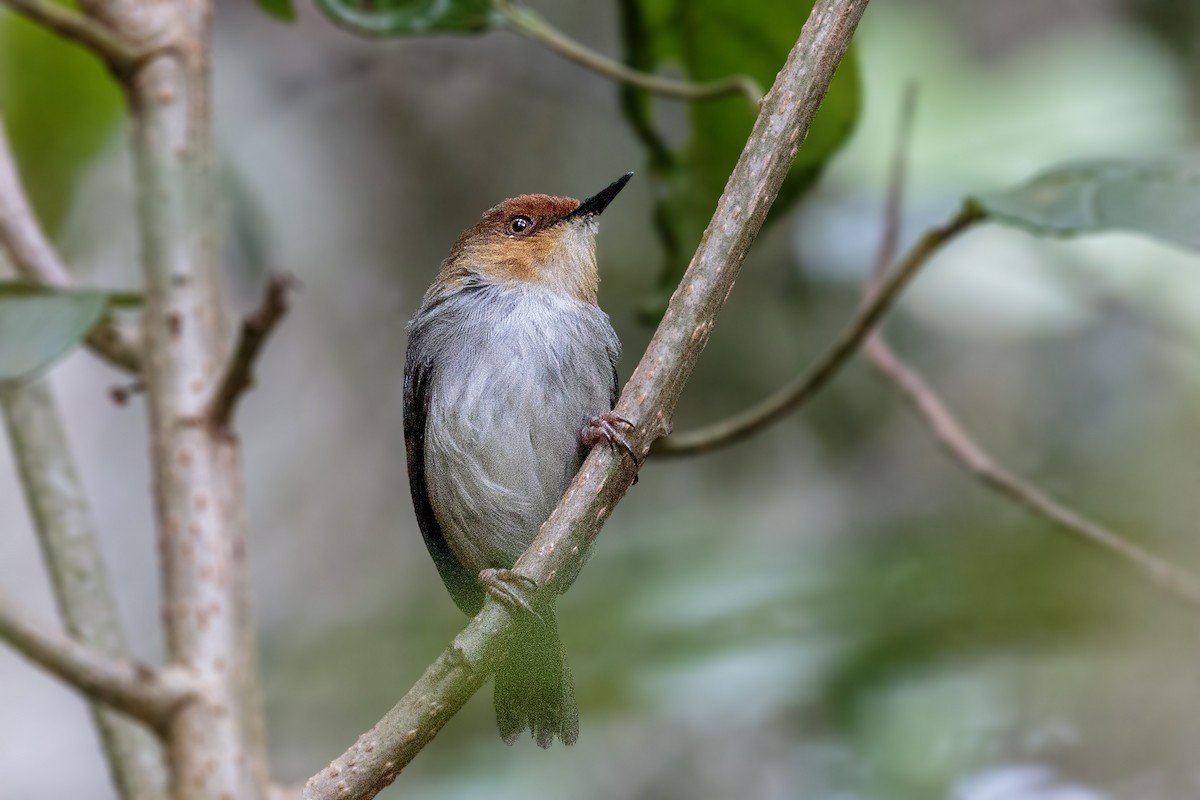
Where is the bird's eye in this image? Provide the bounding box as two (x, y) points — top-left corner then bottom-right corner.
(508, 215), (533, 235)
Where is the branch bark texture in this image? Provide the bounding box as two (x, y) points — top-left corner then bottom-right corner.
(0, 379), (169, 799)
(303, 1), (870, 797)
(116, 6), (270, 799)
(0, 589), (191, 730)
(4, 0), (269, 796)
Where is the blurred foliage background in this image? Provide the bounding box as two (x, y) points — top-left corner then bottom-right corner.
(3, 0), (1200, 798)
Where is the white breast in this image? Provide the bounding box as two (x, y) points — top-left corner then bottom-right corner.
(414, 283), (619, 574)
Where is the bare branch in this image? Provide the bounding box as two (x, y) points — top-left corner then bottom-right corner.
(0, 119), (141, 373)
(0, 378), (169, 799)
(125, 29), (272, 800)
(861, 92), (1200, 609)
(865, 334), (1200, 606)
(207, 274), (293, 435)
(0, 0), (142, 67)
(0, 590), (194, 729)
(495, 0), (762, 104)
(303, 2), (870, 797)
(871, 85), (917, 284)
(653, 202), (982, 457)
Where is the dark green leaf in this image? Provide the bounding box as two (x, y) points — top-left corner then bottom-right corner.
(257, 0), (296, 22)
(313, 0), (499, 36)
(619, 0), (861, 317)
(0, 283), (109, 382)
(0, 9), (123, 231)
(974, 157), (1200, 253)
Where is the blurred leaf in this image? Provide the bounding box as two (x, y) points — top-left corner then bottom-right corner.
(815, 520), (1141, 732)
(621, 0), (861, 316)
(0, 283), (108, 382)
(256, 0), (296, 22)
(0, 8), (122, 231)
(313, 0), (499, 35)
(975, 157), (1200, 253)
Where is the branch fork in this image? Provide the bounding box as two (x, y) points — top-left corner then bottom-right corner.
(0, 593), (197, 732)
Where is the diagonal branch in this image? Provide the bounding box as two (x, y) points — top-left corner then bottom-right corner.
(651, 87), (946, 458)
(494, 0), (762, 104)
(864, 335), (1200, 606)
(1, 377), (169, 799)
(302, 2), (870, 798)
(0, 0), (142, 67)
(860, 92), (1200, 609)
(653, 202), (982, 457)
(0, 590), (194, 730)
(0, 119), (141, 373)
(207, 274), (294, 435)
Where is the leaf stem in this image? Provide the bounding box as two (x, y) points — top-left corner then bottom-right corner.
(495, 0), (762, 104)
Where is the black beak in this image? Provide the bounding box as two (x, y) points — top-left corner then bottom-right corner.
(565, 173), (633, 221)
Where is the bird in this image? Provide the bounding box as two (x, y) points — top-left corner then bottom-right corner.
(403, 174), (637, 748)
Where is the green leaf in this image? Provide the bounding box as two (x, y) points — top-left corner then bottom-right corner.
(974, 157), (1200, 253)
(257, 0), (296, 22)
(619, 0), (861, 317)
(0, 283), (108, 383)
(313, 0), (500, 36)
(0, 7), (123, 232)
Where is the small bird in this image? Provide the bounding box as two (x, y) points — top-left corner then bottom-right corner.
(403, 174), (636, 748)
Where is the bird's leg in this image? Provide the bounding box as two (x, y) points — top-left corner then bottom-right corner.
(479, 568), (546, 627)
(582, 413), (641, 466)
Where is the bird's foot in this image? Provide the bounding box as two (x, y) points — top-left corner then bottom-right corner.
(479, 568), (546, 627)
(581, 413), (642, 466)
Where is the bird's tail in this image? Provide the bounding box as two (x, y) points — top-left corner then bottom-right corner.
(493, 605), (579, 748)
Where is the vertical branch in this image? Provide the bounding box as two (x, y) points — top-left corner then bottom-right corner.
(1, 379), (168, 800)
(126, 40), (270, 800)
(5, 0), (272, 795)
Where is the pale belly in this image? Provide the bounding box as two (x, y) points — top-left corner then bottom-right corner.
(420, 286), (616, 574)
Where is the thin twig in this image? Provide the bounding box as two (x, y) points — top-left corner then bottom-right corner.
(0, 590), (194, 730)
(0, 0), (141, 68)
(871, 85), (917, 284)
(303, 2), (870, 797)
(861, 91), (1200, 609)
(864, 336), (1200, 606)
(653, 201), (983, 457)
(0, 378), (169, 799)
(0, 119), (141, 372)
(207, 274), (294, 434)
(495, 0), (762, 104)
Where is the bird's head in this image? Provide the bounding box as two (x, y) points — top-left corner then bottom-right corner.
(437, 173), (632, 304)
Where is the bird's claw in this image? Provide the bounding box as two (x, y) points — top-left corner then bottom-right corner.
(479, 568), (546, 628)
(582, 413), (642, 467)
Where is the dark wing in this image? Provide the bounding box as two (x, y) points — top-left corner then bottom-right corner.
(609, 356), (620, 410)
(404, 331), (484, 616)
